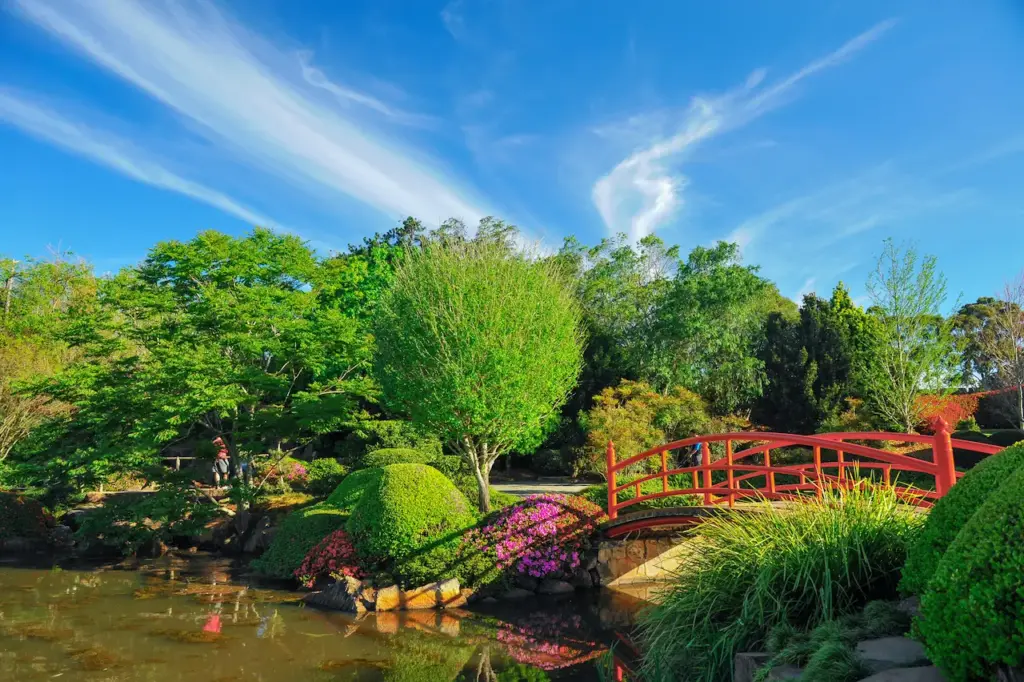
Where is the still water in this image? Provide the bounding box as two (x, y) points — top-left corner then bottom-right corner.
(0, 553), (646, 681)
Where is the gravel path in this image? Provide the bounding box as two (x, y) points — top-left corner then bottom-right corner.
(492, 480), (591, 497)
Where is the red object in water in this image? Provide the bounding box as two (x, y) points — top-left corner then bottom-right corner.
(203, 614), (222, 633)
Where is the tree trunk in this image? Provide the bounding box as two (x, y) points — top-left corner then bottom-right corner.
(474, 462), (491, 514)
(1018, 385), (1023, 431)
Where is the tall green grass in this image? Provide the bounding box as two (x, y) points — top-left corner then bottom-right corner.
(637, 484), (923, 682)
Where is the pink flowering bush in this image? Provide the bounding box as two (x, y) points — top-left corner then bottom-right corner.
(294, 528), (365, 588)
(285, 462), (308, 482)
(462, 494), (606, 585)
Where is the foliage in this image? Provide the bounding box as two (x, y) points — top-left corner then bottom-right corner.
(337, 417), (443, 463)
(985, 429), (1024, 447)
(496, 663), (552, 682)
(325, 467), (383, 513)
(914, 392), (981, 432)
(581, 380), (710, 479)
(461, 494), (606, 586)
(531, 449), (575, 476)
(580, 477), (703, 511)
(638, 485), (923, 682)
(0, 491), (52, 541)
(294, 528), (365, 588)
(900, 443), (1024, 595)
(955, 415), (981, 432)
(75, 474), (221, 555)
(16, 229), (375, 497)
(865, 239), (960, 432)
(250, 502), (348, 579)
(799, 640), (871, 682)
(302, 458), (348, 497)
(449, 473), (518, 512)
(373, 234), (584, 512)
(915, 465), (1024, 681)
(346, 463), (477, 586)
(360, 448), (432, 469)
(647, 242), (796, 415)
(756, 284), (877, 433)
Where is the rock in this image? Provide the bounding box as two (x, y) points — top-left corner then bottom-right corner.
(0, 537), (33, 552)
(856, 637), (930, 674)
(374, 585), (401, 612)
(436, 579), (460, 606)
(499, 588), (535, 601)
(768, 665), (803, 680)
(584, 553), (599, 571)
(856, 666), (947, 682)
(999, 667), (1024, 682)
(589, 568), (602, 587)
(401, 583), (440, 610)
(445, 588), (473, 609)
(243, 517), (274, 553)
(735, 653), (772, 682)
(233, 509), (252, 536)
(480, 597), (499, 605)
(48, 525), (75, 549)
(571, 567), (593, 589)
(303, 576), (367, 613)
(896, 597), (921, 619)
(515, 575), (540, 592)
(537, 579), (574, 595)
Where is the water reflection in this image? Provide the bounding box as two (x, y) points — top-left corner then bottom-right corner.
(0, 553), (645, 681)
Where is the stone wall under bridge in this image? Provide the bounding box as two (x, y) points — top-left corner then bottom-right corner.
(596, 526), (699, 588)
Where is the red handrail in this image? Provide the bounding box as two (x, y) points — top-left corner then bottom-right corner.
(604, 418), (1004, 520)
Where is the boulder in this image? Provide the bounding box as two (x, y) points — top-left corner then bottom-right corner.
(48, 525), (75, 549)
(233, 509), (252, 536)
(571, 567), (594, 589)
(243, 517), (274, 553)
(537, 579), (575, 595)
(856, 667), (947, 682)
(401, 583), (440, 610)
(303, 576), (368, 613)
(444, 588), (473, 610)
(515, 575), (539, 592)
(374, 585), (401, 612)
(735, 653), (772, 682)
(856, 637), (930, 674)
(436, 579), (460, 606)
(768, 665), (803, 680)
(500, 588), (535, 601)
(895, 597), (921, 619)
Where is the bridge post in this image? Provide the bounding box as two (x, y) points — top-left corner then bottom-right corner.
(702, 441), (712, 505)
(932, 417), (956, 496)
(607, 440), (618, 520)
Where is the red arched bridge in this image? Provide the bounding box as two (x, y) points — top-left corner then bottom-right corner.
(603, 418), (1004, 537)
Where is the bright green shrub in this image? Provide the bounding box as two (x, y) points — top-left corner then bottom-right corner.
(581, 475), (702, 511)
(900, 443), (1024, 595)
(339, 419), (444, 462)
(428, 454), (464, 478)
(347, 464), (476, 586)
(303, 458), (348, 497)
(250, 502), (347, 579)
(916, 465), (1024, 681)
(638, 485), (922, 682)
(451, 473), (517, 511)
(360, 448), (432, 469)
(325, 467), (383, 513)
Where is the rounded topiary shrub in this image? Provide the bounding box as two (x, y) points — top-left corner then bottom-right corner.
(303, 458), (348, 497)
(360, 448), (432, 469)
(986, 429), (1024, 448)
(916, 465), (1024, 681)
(346, 463), (476, 586)
(900, 443), (1024, 595)
(325, 467), (383, 513)
(250, 502), (348, 579)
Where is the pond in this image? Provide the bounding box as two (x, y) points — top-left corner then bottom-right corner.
(0, 552), (647, 681)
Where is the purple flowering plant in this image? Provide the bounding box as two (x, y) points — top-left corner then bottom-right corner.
(463, 494), (606, 581)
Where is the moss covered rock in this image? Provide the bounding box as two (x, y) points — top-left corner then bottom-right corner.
(347, 463), (476, 586)
(916, 465), (1024, 680)
(250, 502), (348, 579)
(900, 443), (1024, 595)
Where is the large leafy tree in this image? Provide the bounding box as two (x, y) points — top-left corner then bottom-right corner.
(756, 283), (876, 433)
(20, 229), (374, 494)
(864, 239), (960, 432)
(373, 234), (584, 512)
(647, 242), (795, 415)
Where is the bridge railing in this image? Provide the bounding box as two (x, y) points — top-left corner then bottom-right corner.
(604, 418), (1004, 520)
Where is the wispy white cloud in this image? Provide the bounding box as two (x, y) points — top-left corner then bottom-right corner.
(0, 89), (276, 227)
(441, 0), (466, 40)
(11, 0), (488, 226)
(592, 19), (898, 241)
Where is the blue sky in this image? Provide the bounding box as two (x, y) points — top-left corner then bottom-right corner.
(1, 0), (1023, 305)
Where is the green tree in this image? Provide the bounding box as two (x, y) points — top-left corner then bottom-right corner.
(648, 242), (795, 415)
(864, 239), (960, 432)
(756, 283), (876, 433)
(19, 229), (374, 496)
(373, 235), (584, 512)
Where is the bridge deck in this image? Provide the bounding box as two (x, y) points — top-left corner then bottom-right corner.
(601, 505), (749, 537)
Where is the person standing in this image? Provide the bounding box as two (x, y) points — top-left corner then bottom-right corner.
(212, 437), (230, 489)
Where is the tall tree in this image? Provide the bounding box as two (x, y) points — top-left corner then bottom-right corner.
(756, 283), (874, 433)
(864, 239), (960, 432)
(977, 273), (1024, 428)
(648, 242), (795, 415)
(373, 235), (584, 512)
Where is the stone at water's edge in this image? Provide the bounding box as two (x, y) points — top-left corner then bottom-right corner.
(375, 585), (401, 612)
(856, 637), (930, 674)
(436, 579), (460, 606)
(303, 576), (368, 613)
(500, 588), (535, 601)
(537, 579), (575, 595)
(399, 579), (461, 610)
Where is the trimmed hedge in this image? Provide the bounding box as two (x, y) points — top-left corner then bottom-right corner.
(250, 502), (348, 579)
(325, 467), (383, 513)
(303, 458), (348, 497)
(916, 465), (1024, 681)
(900, 443), (1024, 595)
(361, 448), (432, 469)
(986, 429), (1024, 448)
(347, 464), (476, 586)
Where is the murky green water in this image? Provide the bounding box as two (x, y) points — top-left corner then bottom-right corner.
(0, 553), (644, 681)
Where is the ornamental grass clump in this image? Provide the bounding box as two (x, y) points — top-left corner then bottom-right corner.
(461, 494), (606, 586)
(638, 484), (923, 682)
(294, 528), (365, 588)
